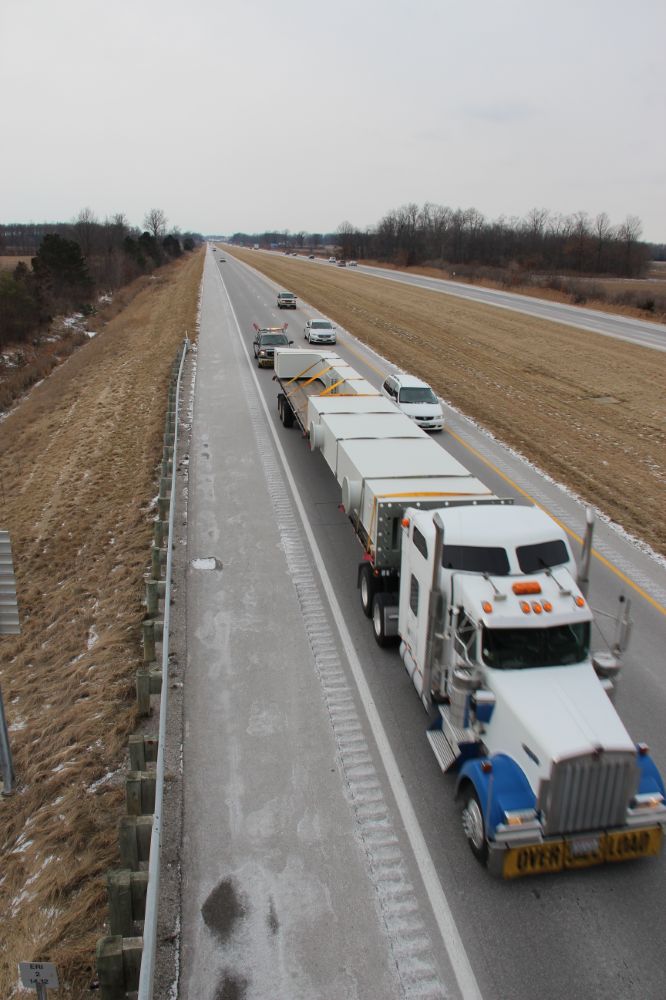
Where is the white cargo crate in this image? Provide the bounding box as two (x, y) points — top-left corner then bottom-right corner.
(312, 412), (425, 478)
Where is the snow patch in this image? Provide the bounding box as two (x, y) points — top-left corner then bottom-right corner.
(191, 557), (222, 571)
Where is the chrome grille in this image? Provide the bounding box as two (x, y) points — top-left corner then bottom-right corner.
(539, 751), (638, 835)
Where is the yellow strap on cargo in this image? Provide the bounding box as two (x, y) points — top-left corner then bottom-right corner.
(286, 366), (334, 399)
(284, 360), (320, 385)
(319, 379), (346, 396)
(375, 490), (493, 500)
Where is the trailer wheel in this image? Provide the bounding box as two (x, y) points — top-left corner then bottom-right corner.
(372, 593), (396, 648)
(280, 396), (294, 428)
(359, 564), (377, 618)
(461, 786), (488, 865)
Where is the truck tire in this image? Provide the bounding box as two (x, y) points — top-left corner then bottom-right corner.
(372, 592), (396, 648)
(461, 786), (488, 865)
(359, 563), (377, 618)
(280, 395), (294, 428)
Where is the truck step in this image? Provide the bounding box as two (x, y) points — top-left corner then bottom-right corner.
(427, 729), (458, 773)
(440, 706), (477, 748)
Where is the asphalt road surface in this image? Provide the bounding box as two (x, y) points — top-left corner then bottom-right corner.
(179, 249), (666, 1000)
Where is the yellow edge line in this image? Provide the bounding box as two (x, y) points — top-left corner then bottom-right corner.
(340, 335), (666, 617)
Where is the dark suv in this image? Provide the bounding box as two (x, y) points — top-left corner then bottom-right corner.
(253, 328), (293, 368)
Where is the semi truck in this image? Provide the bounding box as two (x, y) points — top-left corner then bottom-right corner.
(273, 347), (666, 878)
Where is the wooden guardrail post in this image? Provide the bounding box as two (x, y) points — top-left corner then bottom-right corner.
(126, 771), (156, 816)
(142, 620), (155, 663)
(145, 579), (158, 617)
(96, 936), (125, 1000)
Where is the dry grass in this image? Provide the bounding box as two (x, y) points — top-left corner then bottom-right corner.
(227, 247), (666, 556)
(0, 250), (203, 997)
(357, 259), (666, 323)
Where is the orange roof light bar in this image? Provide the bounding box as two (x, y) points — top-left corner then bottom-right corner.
(512, 581), (542, 595)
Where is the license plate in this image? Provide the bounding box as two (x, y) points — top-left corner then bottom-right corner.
(564, 835), (605, 869)
(503, 827), (662, 879)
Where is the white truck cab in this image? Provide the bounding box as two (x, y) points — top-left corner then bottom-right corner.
(394, 502), (666, 876)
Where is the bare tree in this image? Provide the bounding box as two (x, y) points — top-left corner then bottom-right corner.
(593, 212), (612, 272)
(617, 214), (644, 276)
(143, 208), (168, 240)
(73, 206), (99, 257)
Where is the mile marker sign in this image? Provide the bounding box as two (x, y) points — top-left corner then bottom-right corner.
(18, 961), (59, 989)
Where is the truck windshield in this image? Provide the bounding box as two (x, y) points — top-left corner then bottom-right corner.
(262, 335), (287, 345)
(399, 387), (438, 404)
(516, 539), (569, 572)
(481, 622), (590, 669)
(443, 544), (510, 575)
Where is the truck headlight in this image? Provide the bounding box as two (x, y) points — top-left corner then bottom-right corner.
(259, 350), (266, 357)
(503, 808), (538, 826)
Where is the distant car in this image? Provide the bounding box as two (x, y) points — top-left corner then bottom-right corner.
(253, 327), (293, 367)
(381, 373), (444, 431)
(277, 291), (297, 309)
(348, 260), (358, 267)
(328, 256), (336, 263)
(337, 260), (347, 267)
(308, 254), (315, 259)
(304, 319), (337, 345)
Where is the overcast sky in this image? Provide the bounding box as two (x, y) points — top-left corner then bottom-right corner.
(2, 0), (665, 241)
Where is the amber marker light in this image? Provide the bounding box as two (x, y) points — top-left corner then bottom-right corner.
(481, 601), (493, 614)
(481, 760), (493, 773)
(520, 601), (531, 614)
(512, 581), (542, 595)
(543, 601), (553, 612)
(575, 596), (585, 607)
(531, 602), (543, 614)
(401, 517), (410, 528)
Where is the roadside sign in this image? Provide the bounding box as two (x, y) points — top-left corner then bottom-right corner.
(18, 962), (59, 989)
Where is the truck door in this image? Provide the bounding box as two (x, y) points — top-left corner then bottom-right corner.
(401, 525), (431, 699)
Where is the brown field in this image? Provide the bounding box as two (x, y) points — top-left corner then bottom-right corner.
(226, 247), (666, 556)
(0, 250), (203, 997)
(0, 255), (32, 270)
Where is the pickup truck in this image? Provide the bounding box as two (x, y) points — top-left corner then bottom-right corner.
(277, 291), (297, 309)
(252, 324), (293, 368)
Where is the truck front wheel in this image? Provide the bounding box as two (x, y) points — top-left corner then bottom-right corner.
(461, 786), (488, 865)
(372, 593), (396, 648)
(359, 563), (378, 618)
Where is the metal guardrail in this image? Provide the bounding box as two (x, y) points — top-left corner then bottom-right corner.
(137, 336), (189, 1000)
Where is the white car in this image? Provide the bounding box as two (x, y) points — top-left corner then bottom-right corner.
(304, 319), (337, 345)
(328, 256), (336, 263)
(381, 373), (444, 431)
(348, 260), (358, 267)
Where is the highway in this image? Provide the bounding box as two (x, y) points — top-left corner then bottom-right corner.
(271, 251), (666, 353)
(180, 248), (666, 1000)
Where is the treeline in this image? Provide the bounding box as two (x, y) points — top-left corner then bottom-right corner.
(0, 209), (203, 348)
(232, 205), (654, 277)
